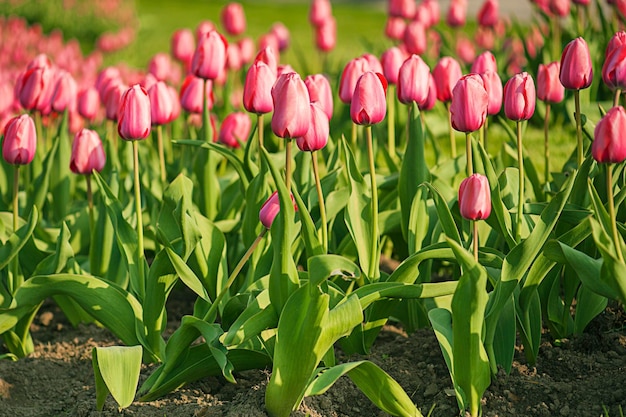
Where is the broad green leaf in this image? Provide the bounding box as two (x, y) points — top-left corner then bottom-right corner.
(428, 308), (463, 408)
(590, 218), (626, 304)
(425, 183), (462, 245)
(89, 171), (119, 283)
(223, 289), (276, 345)
(307, 255), (361, 287)
(25, 132), (58, 218)
(494, 295), (517, 372)
(0, 207), (38, 271)
(574, 284), (607, 335)
(291, 185), (324, 258)
(92, 345), (142, 410)
(165, 247), (210, 302)
(353, 281), (458, 310)
(407, 185), (431, 255)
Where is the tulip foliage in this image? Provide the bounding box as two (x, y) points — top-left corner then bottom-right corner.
(3, 1), (626, 417)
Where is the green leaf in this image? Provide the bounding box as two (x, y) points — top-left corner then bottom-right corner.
(92, 345), (142, 410)
(0, 206), (38, 271)
(165, 247), (210, 302)
(425, 183), (462, 245)
(353, 281), (458, 310)
(25, 132), (58, 217)
(223, 289), (277, 346)
(89, 171), (119, 282)
(307, 255), (361, 287)
(574, 284), (607, 335)
(407, 185), (431, 255)
(291, 185), (324, 258)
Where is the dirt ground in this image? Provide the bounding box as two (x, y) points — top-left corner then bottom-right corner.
(1, 288), (625, 417)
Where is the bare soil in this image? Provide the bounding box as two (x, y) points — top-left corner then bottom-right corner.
(1, 289), (625, 417)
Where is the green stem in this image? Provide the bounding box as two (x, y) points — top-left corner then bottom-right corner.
(387, 85), (396, 157)
(466, 132), (473, 176)
(132, 140), (145, 296)
(9, 166), (20, 295)
(87, 174), (94, 237)
(285, 138), (292, 192)
(204, 229), (267, 322)
(34, 111), (43, 153)
(607, 166), (624, 262)
(484, 116), (489, 151)
(366, 126), (379, 280)
(614, 89), (622, 108)
(516, 121), (524, 242)
(202, 78), (211, 143)
(446, 102), (457, 159)
(552, 14), (561, 61)
(473, 220), (479, 262)
(351, 122), (357, 149)
(544, 103), (551, 186)
(311, 151), (328, 253)
(574, 89), (583, 167)
(257, 113), (264, 164)
(157, 125), (166, 183)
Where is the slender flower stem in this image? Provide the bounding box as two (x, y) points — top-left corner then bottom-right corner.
(544, 103), (551, 186)
(34, 111), (44, 153)
(574, 89), (584, 167)
(614, 89), (622, 108)
(351, 123), (358, 149)
(387, 85), (396, 157)
(132, 140), (145, 294)
(484, 117), (489, 151)
(86, 174), (94, 236)
(311, 151), (328, 253)
(285, 138), (292, 192)
(607, 166), (624, 262)
(366, 125), (379, 280)
(202, 78), (211, 143)
(204, 228), (267, 322)
(157, 125), (166, 183)
(10, 166), (20, 295)
(516, 121), (525, 242)
(552, 14), (561, 62)
(257, 113), (265, 164)
(446, 102), (457, 158)
(466, 132), (473, 176)
(473, 220), (479, 262)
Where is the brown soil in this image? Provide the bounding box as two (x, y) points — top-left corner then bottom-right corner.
(1, 290), (625, 417)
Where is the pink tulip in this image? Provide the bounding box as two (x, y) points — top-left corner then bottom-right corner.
(384, 17), (407, 41)
(17, 65), (54, 113)
(419, 73), (438, 111)
(592, 106), (626, 163)
(103, 82), (127, 122)
(432, 56), (462, 103)
(403, 21), (427, 55)
(258, 32), (280, 58)
(218, 112), (251, 148)
(309, 0), (332, 26)
(503, 72), (536, 121)
(550, 0), (571, 16)
(26, 53), (51, 70)
(339, 57), (370, 104)
(243, 61), (275, 114)
(447, 0), (468, 27)
(422, 0), (441, 26)
(602, 45), (626, 91)
(477, 0), (499, 27)
(148, 81), (175, 125)
(606, 31), (626, 57)
(271, 22), (290, 51)
(0, 81), (14, 116)
(480, 70), (503, 115)
(180, 75), (214, 114)
(149, 53), (172, 81)
(259, 191), (297, 229)
(397, 54), (431, 106)
(381, 46), (406, 85)
(2, 114), (36, 165)
(271, 72), (311, 139)
(305, 74), (334, 120)
(450, 74), (489, 133)
(238, 37), (256, 64)
(475, 26), (496, 50)
(361, 53), (383, 74)
(168, 85), (181, 121)
(95, 66), (122, 101)
(559, 37), (593, 90)
(254, 47), (278, 76)
(70, 128), (106, 174)
(471, 51), (498, 75)
(458, 174), (491, 220)
(51, 70), (77, 113)
(117, 84), (151, 141)
(572, 0), (590, 4)
(171, 29), (195, 68)
(350, 71), (388, 126)
(389, 0), (416, 18)
(221, 2), (246, 36)
(456, 37), (476, 65)
(226, 43), (244, 71)
(537, 62), (565, 103)
(315, 17), (336, 52)
(196, 20), (216, 41)
(191, 30), (228, 81)
(296, 102), (329, 152)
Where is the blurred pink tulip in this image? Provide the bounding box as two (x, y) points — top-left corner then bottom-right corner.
(180, 74), (214, 114)
(221, 2), (246, 36)
(350, 71), (387, 126)
(117, 84), (151, 140)
(271, 22), (290, 51)
(559, 37), (593, 90)
(403, 21), (427, 55)
(305, 74), (334, 120)
(592, 106), (626, 163)
(171, 29), (195, 69)
(148, 81), (175, 126)
(103, 81), (127, 122)
(315, 16), (336, 52)
(503, 72), (536, 121)
(271, 72), (311, 139)
(70, 128), (106, 174)
(477, 0), (499, 27)
(458, 174), (491, 220)
(602, 45), (626, 91)
(397, 54), (431, 106)
(480, 70), (503, 115)
(419, 73), (438, 111)
(450, 74), (489, 133)
(149, 53), (172, 81)
(259, 191), (296, 229)
(51, 70), (77, 113)
(226, 43), (244, 71)
(219, 111), (251, 148)
(606, 31), (626, 57)
(537, 62), (565, 103)
(296, 102), (329, 152)
(254, 46), (278, 76)
(238, 37), (256, 64)
(77, 87), (100, 122)
(433, 56), (462, 103)
(471, 51), (498, 74)
(339, 57), (370, 104)
(309, 0), (332, 26)
(17, 65), (54, 113)
(243, 61), (275, 114)
(384, 16), (407, 41)
(196, 20), (216, 41)
(191, 30), (228, 80)
(381, 46), (406, 85)
(2, 114), (36, 165)
(389, 0), (416, 19)
(456, 37), (476, 64)
(447, 0), (468, 27)
(550, 0), (571, 16)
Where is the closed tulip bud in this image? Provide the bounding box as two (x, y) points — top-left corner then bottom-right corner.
(450, 74), (489, 133)
(458, 174), (491, 220)
(537, 62), (565, 103)
(103, 82), (127, 121)
(350, 71), (388, 126)
(0, 81), (13, 115)
(168, 85), (181, 122)
(309, 0), (332, 26)
(243, 61), (275, 114)
(254, 46), (278, 76)
(259, 190), (297, 229)
(149, 53), (172, 81)
(361, 53), (383, 74)
(315, 17), (336, 52)
(339, 57), (370, 104)
(419, 73), (438, 111)
(18, 65), (54, 112)
(171, 29), (195, 66)
(592, 106), (626, 163)
(238, 37), (255, 64)
(219, 112), (251, 148)
(397, 54), (431, 106)
(480, 70), (503, 115)
(456, 37), (476, 65)
(117, 84), (151, 141)
(389, 0), (416, 18)
(384, 17), (407, 41)
(305, 74), (334, 120)
(550, 0), (570, 16)
(271, 22), (290, 51)
(148, 81), (175, 126)
(2, 114), (36, 165)
(271, 72), (311, 138)
(433, 56), (462, 103)
(226, 43), (244, 71)
(221, 2), (246, 36)
(277, 64), (296, 78)
(143, 73), (159, 92)
(503, 72), (536, 121)
(471, 51), (498, 75)
(403, 21), (427, 55)
(477, 0), (499, 27)
(381, 46), (406, 85)
(296, 102), (329, 152)
(606, 31), (626, 57)
(423, 0), (441, 26)
(180, 75), (214, 114)
(191, 30), (228, 80)
(560, 37), (593, 90)
(51, 70), (77, 113)
(95, 66), (122, 101)
(70, 128), (106, 174)
(196, 20), (216, 41)
(447, 0), (468, 27)
(602, 45), (626, 91)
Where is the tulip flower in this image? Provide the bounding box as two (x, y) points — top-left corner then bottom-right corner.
(338, 57), (370, 104)
(459, 173), (491, 260)
(191, 30), (228, 81)
(50, 70), (77, 114)
(403, 21), (427, 55)
(221, 2), (246, 36)
(296, 103), (328, 153)
(550, 0), (570, 16)
(219, 111), (252, 148)
(447, 0), (468, 27)
(606, 31), (626, 58)
(480, 71), (503, 116)
(103, 81), (127, 122)
(419, 73), (437, 112)
(384, 16), (407, 41)
(433, 56), (462, 158)
(456, 37), (476, 65)
(381, 47), (405, 86)
(118, 84), (151, 141)
(77, 87), (100, 122)
(70, 128), (106, 175)
(389, 0), (416, 18)
(2, 114), (36, 166)
(180, 74), (214, 114)
(305, 74), (334, 120)
(259, 191), (297, 229)
(592, 106), (626, 261)
(315, 17), (336, 53)
(17, 65), (54, 114)
(271, 22), (290, 51)
(254, 46), (278, 76)
(471, 51), (498, 75)
(148, 81), (176, 182)
(148, 53), (172, 82)
(171, 28), (195, 70)
(243, 60), (275, 158)
(361, 53), (383, 74)
(477, 0), (499, 27)
(602, 45), (626, 104)
(397, 55), (430, 106)
(238, 37), (255, 64)
(309, 0), (332, 27)
(196, 20), (216, 40)
(537, 62), (564, 185)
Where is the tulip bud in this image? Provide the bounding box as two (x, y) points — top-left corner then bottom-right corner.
(95, 66), (122, 101)
(315, 17), (336, 52)
(480, 71), (503, 115)
(397, 54), (431, 106)
(471, 51), (498, 75)
(148, 81), (175, 126)
(550, 0), (570, 16)
(118, 84), (151, 141)
(171, 29), (195, 67)
(196, 20), (216, 41)
(458, 174), (491, 220)
(361, 53), (383, 74)
(2, 114), (37, 165)
(592, 106), (626, 164)
(76, 86), (99, 120)
(296, 102), (329, 152)
(338, 57), (370, 104)
(419, 73), (438, 111)
(456, 37), (476, 65)
(221, 2), (246, 36)
(381, 46), (406, 85)
(403, 21), (427, 55)
(606, 31), (626, 58)
(384, 17), (407, 41)
(259, 191), (297, 229)
(243, 61), (275, 114)
(271, 22), (290, 51)
(350, 71), (388, 126)
(70, 128), (106, 174)
(180, 75), (214, 114)
(103, 82), (127, 122)
(559, 37), (593, 90)
(191, 30), (228, 80)
(537, 62), (565, 103)
(17, 65), (55, 113)
(305, 74), (334, 120)
(238, 37), (255, 64)
(423, 0), (441, 26)
(503, 72), (536, 121)
(389, 0), (416, 19)
(149, 53), (172, 81)
(450, 74), (489, 133)
(602, 45), (626, 91)
(447, 0), (468, 27)
(477, 0), (499, 27)
(51, 70), (77, 113)
(271, 72), (311, 139)
(219, 112), (251, 148)
(432, 56), (462, 103)
(309, 0), (332, 26)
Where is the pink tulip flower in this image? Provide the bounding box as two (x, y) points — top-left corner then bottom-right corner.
(559, 37), (593, 90)
(592, 106), (626, 163)
(450, 74), (489, 133)
(117, 84), (151, 141)
(433, 56), (462, 103)
(2, 114), (37, 165)
(191, 30), (228, 81)
(458, 173), (491, 220)
(503, 72), (536, 121)
(296, 102), (329, 152)
(243, 61), (275, 114)
(397, 54), (431, 106)
(219, 111), (251, 148)
(537, 62), (565, 103)
(350, 71), (388, 126)
(70, 128), (106, 174)
(305, 74), (334, 120)
(221, 2), (246, 36)
(271, 72), (311, 139)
